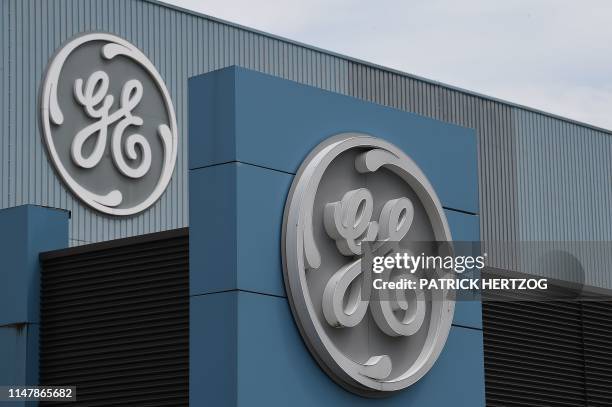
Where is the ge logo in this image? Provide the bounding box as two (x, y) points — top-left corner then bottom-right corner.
(40, 33), (178, 216)
(282, 133), (454, 396)
(323, 189), (426, 338)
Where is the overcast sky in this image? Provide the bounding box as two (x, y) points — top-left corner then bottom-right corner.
(164, 0), (612, 130)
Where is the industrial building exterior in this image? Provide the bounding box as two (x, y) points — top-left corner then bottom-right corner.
(0, 0), (610, 406)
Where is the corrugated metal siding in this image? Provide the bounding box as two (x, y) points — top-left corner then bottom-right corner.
(2, 0), (352, 248)
(1, 0), (8, 209)
(2, 0), (611, 283)
(514, 109), (612, 287)
(514, 110), (612, 243)
(347, 64), (523, 272)
(39, 228), (189, 406)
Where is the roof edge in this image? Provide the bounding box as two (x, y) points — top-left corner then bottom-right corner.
(150, 0), (612, 136)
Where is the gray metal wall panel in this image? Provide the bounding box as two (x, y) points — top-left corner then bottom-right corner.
(2, 0), (611, 284)
(345, 65), (523, 272)
(1, 0), (8, 208)
(1, 0), (352, 249)
(514, 109), (612, 286)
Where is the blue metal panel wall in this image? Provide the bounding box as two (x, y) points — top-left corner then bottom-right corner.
(0, 205), (69, 389)
(1, 0), (610, 285)
(188, 66), (484, 406)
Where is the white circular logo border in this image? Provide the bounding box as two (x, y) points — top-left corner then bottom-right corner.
(40, 32), (178, 216)
(282, 133), (455, 396)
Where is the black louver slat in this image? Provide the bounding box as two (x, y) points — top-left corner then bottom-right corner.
(483, 294), (612, 407)
(39, 228), (189, 407)
(582, 302), (612, 407)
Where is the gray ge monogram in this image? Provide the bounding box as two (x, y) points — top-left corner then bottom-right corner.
(40, 33), (178, 216)
(282, 133), (455, 396)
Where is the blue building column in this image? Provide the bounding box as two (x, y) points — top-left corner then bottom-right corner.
(188, 66), (484, 406)
(0, 206), (69, 401)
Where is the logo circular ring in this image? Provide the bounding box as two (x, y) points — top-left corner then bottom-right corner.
(282, 133), (455, 396)
(40, 33), (178, 216)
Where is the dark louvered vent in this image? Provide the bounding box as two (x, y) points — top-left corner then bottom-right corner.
(39, 228), (189, 407)
(483, 294), (612, 407)
(483, 299), (585, 406)
(582, 302), (612, 406)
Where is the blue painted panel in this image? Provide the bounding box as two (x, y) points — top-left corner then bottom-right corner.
(25, 323), (39, 386)
(453, 302), (483, 331)
(189, 67), (478, 213)
(190, 163), (292, 297)
(0, 206), (67, 393)
(235, 291), (484, 406)
(189, 291), (484, 406)
(0, 325), (32, 406)
(0, 324), (39, 396)
(236, 163), (292, 297)
(188, 68), (237, 170)
(445, 209), (480, 241)
(401, 325), (485, 406)
(445, 209), (482, 329)
(0, 327), (25, 385)
(190, 165), (238, 296)
(188, 67), (483, 406)
(0, 212), (27, 326)
(189, 169), (483, 322)
(0, 205), (69, 325)
(190, 294), (237, 406)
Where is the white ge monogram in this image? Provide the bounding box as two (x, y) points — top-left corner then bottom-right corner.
(40, 33), (178, 216)
(282, 133), (454, 395)
(72, 71), (152, 179)
(323, 189), (426, 338)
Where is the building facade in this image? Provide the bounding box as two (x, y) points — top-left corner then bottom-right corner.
(2, 0), (610, 272)
(1, 0), (611, 406)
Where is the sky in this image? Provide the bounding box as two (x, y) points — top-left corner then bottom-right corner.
(163, 0), (612, 130)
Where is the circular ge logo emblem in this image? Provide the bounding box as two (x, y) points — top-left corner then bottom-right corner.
(40, 33), (178, 216)
(282, 133), (454, 396)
